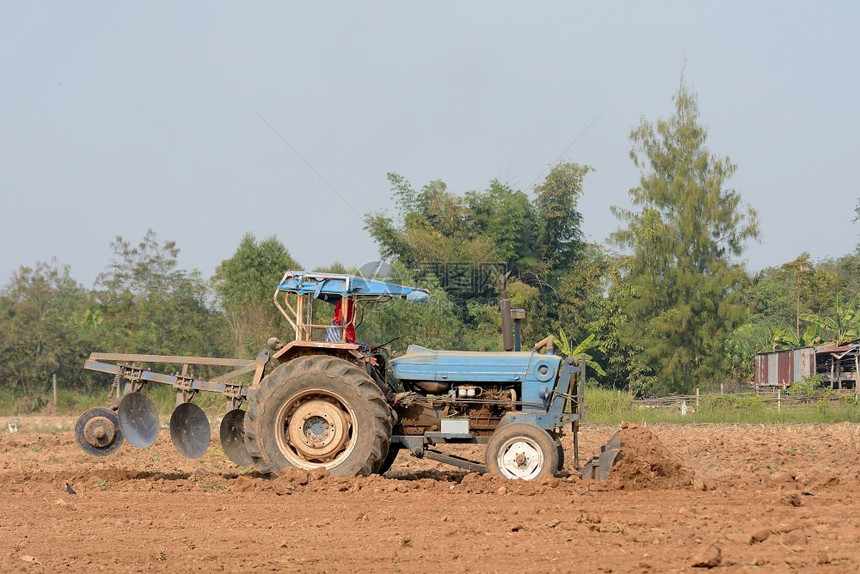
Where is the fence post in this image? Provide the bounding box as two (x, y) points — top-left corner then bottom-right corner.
(777, 388), (781, 413)
(696, 388), (700, 408)
(52, 374), (58, 408)
(720, 383), (724, 395)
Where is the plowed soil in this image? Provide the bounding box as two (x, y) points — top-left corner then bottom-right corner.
(1, 417), (859, 572)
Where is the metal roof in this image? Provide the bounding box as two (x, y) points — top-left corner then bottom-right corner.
(815, 339), (860, 355)
(276, 270), (430, 303)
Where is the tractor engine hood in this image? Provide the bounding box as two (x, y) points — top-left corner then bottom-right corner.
(390, 345), (562, 408)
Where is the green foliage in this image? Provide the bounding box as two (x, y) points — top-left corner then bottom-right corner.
(773, 323), (821, 350)
(212, 233), (299, 356)
(610, 82), (759, 394)
(584, 255), (651, 391)
(533, 162), (591, 276)
(736, 394), (767, 412)
(800, 293), (860, 344)
(584, 389), (860, 424)
(356, 263), (467, 353)
(753, 254), (837, 342)
(786, 375), (825, 397)
(698, 393), (740, 411)
(0, 260), (91, 396)
(364, 164), (599, 353)
(582, 386), (634, 420)
(555, 330), (606, 376)
(94, 230), (228, 358)
(818, 248), (860, 305)
(723, 322), (768, 382)
(364, 175), (502, 271)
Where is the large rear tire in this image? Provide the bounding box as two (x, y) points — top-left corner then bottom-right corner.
(485, 422), (559, 481)
(244, 356), (393, 477)
(376, 444), (401, 475)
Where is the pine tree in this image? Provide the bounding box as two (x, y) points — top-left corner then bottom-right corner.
(611, 82), (759, 394)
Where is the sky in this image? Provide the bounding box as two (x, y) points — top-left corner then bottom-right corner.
(1, 2), (858, 288)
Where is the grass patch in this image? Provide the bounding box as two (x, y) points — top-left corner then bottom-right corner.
(0, 388), (108, 416)
(0, 383), (230, 420)
(584, 387), (860, 424)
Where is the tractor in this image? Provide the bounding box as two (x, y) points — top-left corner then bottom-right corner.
(75, 270), (619, 480)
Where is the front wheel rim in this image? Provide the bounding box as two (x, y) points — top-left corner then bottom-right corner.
(497, 437), (544, 480)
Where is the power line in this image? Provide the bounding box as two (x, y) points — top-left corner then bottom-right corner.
(251, 109), (363, 220)
(530, 107), (608, 188)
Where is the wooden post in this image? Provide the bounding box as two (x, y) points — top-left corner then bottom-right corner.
(855, 354), (859, 399)
(52, 374), (57, 407)
(720, 383), (724, 395)
(836, 359), (842, 391)
(696, 388), (700, 408)
(778, 388), (781, 413)
(830, 359), (835, 391)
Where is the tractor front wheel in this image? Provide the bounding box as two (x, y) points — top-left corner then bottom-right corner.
(244, 356), (393, 477)
(485, 422), (559, 481)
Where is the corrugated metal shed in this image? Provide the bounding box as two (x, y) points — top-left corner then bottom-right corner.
(814, 340), (860, 390)
(754, 347), (816, 386)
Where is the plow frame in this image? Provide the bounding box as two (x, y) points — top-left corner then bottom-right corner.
(84, 349), (271, 408)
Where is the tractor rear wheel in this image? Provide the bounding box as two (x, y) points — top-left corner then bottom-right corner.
(376, 444), (401, 475)
(244, 356), (393, 477)
(485, 422), (559, 481)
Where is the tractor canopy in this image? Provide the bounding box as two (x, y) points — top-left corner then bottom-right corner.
(277, 271), (430, 304)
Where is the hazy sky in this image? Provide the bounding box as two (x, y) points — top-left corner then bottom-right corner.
(2, 2), (858, 288)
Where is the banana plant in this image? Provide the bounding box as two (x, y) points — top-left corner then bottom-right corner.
(772, 323), (821, 350)
(556, 329), (607, 376)
(800, 293), (860, 345)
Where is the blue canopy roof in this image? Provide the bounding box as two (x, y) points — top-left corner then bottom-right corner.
(277, 271), (430, 304)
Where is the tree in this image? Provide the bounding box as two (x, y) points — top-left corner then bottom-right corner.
(365, 163), (597, 347)
(533, 162), (590, 279)
(827, 248), (860, 302)
(778, 254), (837, 337)
(0, 260), (91, 398)
(819, 200), (860, 300)
(94, 230), (226, 357)
(611, 82), (759, 394)
(356, 264), (467, 354)
(584, 254), (659, 392)
(365, 175), (513, 275)
(800, 293), (860, 345)
(730, 254), (838, 360)
(212, 233), (299, 356)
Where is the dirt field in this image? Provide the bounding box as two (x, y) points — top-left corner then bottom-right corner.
(1, 417), (858, 573)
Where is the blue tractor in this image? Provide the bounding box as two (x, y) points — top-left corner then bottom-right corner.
(76, 270), (610, 481)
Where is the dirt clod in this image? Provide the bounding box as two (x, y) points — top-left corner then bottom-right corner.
(749, 528), (771, 544)
(690, 544), (722, 568)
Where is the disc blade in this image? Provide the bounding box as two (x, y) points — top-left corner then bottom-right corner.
(118, 392), (160, 448)
(219, 409), (252, 466)
(170, 402), (211, 459)
(75, 407), (124, 456)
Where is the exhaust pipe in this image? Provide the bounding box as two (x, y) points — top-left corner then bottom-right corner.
(500, 271), (514, 352)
